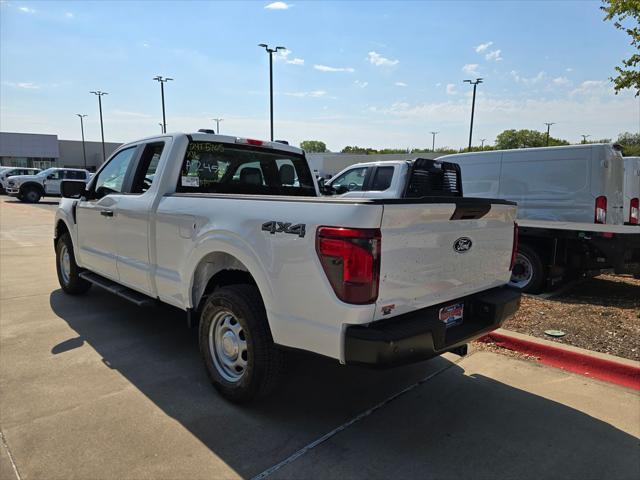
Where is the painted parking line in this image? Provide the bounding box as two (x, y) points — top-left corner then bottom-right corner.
(251, 360), (459, 480)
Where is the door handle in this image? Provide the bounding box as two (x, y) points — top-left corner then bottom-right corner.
(100, 210), (114, 217)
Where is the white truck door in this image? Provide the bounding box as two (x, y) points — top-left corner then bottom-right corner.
(43, 170), (64, 195)
(76, 147), (138, 280)
(113, 141), (167, 294)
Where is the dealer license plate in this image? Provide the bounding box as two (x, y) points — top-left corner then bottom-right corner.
(439, 303), (464, 328)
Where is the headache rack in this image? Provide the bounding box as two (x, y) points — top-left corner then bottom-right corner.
(403, 158), (463, 198)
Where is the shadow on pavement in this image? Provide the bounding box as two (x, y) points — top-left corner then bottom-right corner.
(49, 288), (639, 479)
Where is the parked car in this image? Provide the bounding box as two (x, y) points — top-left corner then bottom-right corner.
(328, 151), (640, 293)
(623, 156), (639, 225)
(6, 167), (91, 203)
(54, 132), (520, 402)
(0, 167), (41, 193)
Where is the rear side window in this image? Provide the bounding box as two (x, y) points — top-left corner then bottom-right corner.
(131, 142), (164, 193)
(371, 166), (394, 191)
(176, 141), (315, 196)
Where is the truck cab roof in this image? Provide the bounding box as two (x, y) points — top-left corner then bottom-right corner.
(117, 132), (304, 157)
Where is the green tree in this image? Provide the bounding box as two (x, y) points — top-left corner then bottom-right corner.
(299, 140), (327, 153)
(495, 129), (570, 149)
(341, 146), (378, 154)
(601, 0), (640, 96)
(617, 131), (640, 155)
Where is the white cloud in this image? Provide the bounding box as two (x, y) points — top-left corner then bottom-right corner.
(285, 90), (326, 98)
(435, 82), (442, 87)
(367, 51), (399, 67)
(566, 67), (573, 72)
(19, 6), (35, 13)
(475, 41), (493, 53)
(3, 81), (41, 89)
(354, 80), (368, 88)
(394, 81), (408, 87)
(275, 49), (304, 65)
(446, 83), (457, 95)
(111, 110), (152, 118)
(552, 76), (570, 86)
(264, 1), (290, 10)
(570, 80), (611, 97)
(462, 64), (479, 75)
(65, 12), (74, 18)
(314, 64), (355, 73)
(485, 49), (502, 61)
(510, 70), (545, 85)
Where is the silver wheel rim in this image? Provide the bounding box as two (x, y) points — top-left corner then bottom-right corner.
(208, 310), (248, 382)
(509, 253), (533, 289)
(59, 244), (71, 285)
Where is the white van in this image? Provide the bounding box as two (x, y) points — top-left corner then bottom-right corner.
(439, 144), (625, 225)
(623, 156), (639, 225)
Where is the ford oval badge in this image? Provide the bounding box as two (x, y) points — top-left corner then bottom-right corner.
(453, 237), (472, 253)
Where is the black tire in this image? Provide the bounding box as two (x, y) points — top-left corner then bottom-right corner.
(55, 233), (92, 295)
(199, 284), (284, 403)
(22, 186), (42, 203)
(509, 243), (546, 294)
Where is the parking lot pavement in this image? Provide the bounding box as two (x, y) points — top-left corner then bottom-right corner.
(1, 196), (639, 480)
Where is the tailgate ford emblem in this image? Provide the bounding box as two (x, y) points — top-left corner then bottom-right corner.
(453, 237), (473, 253)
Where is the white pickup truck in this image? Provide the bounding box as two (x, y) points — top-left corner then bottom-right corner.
(54, 132), (520, 402)
(6, 167), (92, 203)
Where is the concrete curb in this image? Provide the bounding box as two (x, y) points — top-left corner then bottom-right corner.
(478, 329), (640, 391)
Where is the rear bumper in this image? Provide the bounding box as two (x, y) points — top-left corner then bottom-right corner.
(344, 286), (521, 367)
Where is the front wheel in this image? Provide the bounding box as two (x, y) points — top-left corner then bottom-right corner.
(22, 187), (41, 203)
(199, 284), (284, 403)
(56, 233), (91, 295)
(509, 243), (546, 293)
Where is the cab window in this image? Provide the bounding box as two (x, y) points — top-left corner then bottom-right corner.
(371, 166), (394, 191)
(92, 147), (136, 198)
(331, 167), (368, 191)
(131, 142), (164, 193)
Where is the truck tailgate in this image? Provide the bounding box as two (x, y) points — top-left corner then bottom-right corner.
(375, 199), (517, 320)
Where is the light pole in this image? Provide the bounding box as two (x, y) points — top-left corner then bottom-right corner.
(480, 138), (486, 149)
(90, 91), (108, 162)
(544, 122), (555, 146)
(463, 78), (483, 151)
(212, 117), (223, 134)
(430, 131), (438, 152)
(159, 123), (164, 133)
(76, 114), (87, 169)
(153, 76), (173, 134)
(581, 134), (590, 144)
(259, 43), (286, 141)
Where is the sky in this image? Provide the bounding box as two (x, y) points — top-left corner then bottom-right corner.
(1, 0), (639, 151)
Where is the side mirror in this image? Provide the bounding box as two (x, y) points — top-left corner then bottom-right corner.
(60, 180), (86, 199)
(47, 174), (55, 179)
(334, 185), (349, 195)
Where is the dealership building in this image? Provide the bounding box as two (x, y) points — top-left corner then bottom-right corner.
(0, 132), (121, 171)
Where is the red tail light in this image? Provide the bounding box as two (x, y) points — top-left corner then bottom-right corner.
(236, 137), (264, 146)
(595, 196), (607, 224)
(630, 198), (639, 225)
(316, 227), (381, 304)
(510, 223), (519, 271)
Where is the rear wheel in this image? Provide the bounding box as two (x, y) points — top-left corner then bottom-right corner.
(509, 243), (546, 293)
(199, 284), (284, 403)
(22, 187), (41, 203)
(56, 233), (91, 294)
